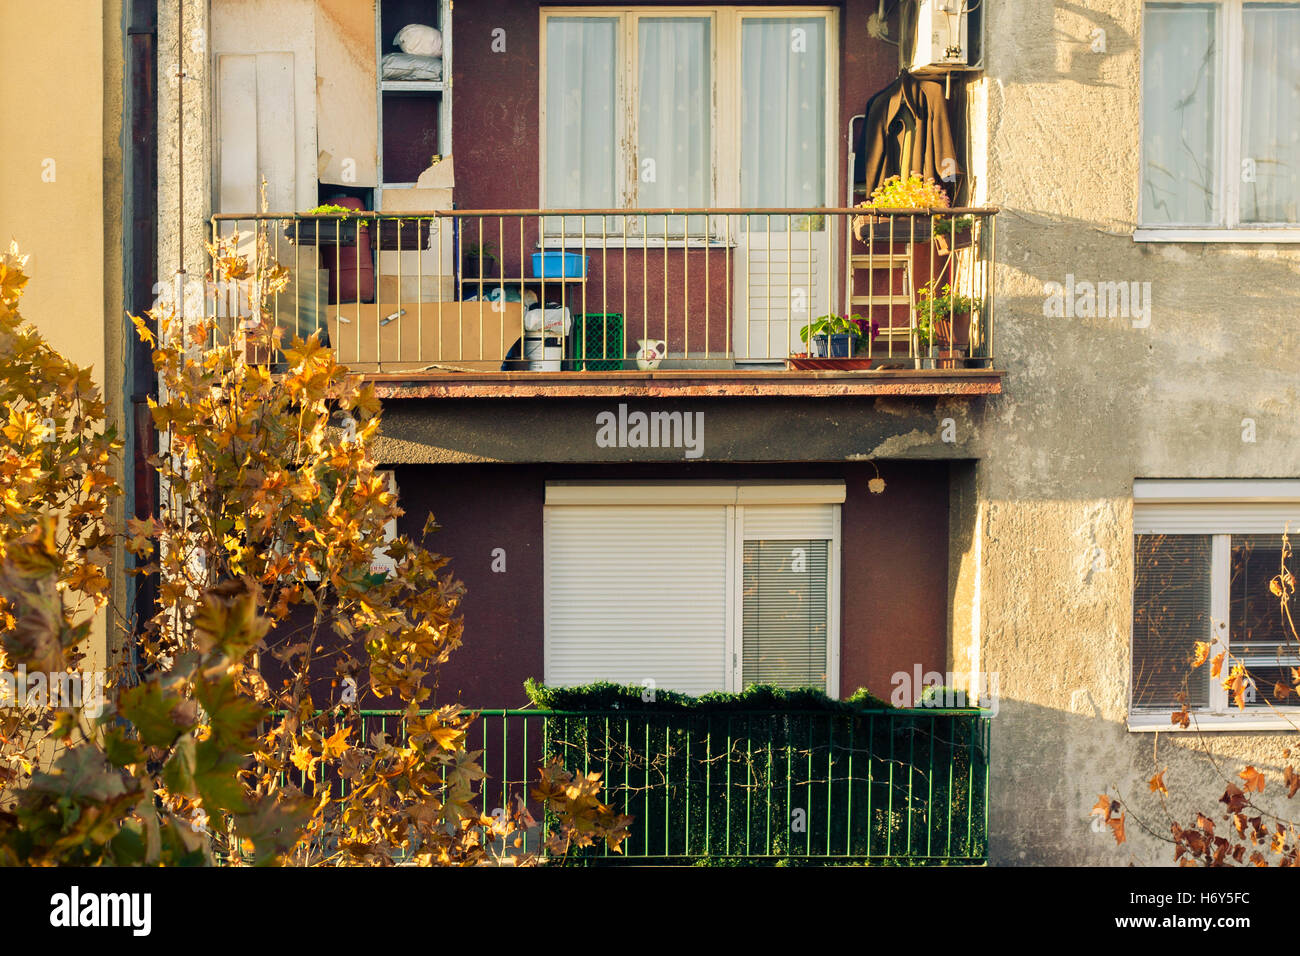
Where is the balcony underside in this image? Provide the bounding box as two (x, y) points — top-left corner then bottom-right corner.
(365, 366), (1003, 400)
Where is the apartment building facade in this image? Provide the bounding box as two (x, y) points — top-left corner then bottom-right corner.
(144, 0), (1300, 865)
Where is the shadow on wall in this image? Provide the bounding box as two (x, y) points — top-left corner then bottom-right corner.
(988, 694), (1298, 866)
(1054, 2), (1134, 87)
(991, 0), (1134, 88)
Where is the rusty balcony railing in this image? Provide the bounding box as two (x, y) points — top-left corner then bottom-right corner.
(206, 207), (997, 375)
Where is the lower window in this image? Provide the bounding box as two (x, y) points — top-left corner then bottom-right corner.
(543, 481), (842, 696)
(1131, 480), (1300, 729)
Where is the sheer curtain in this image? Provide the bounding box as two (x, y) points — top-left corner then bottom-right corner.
(545, 18), (617, 210)
(1241, 3), (1300, 224)
(637, 18), (710, 210)
(1141, 4), (1219, 225)
(741, 17), (827, 215)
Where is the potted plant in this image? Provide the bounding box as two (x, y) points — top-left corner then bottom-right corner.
(284, 203), (366, 247)
(461, 241), (501, 281)
(852, 174), (950, 244)
(791, 313), (880, 369)
(915, 280), (977, 369)
(932, 214), (975, 256)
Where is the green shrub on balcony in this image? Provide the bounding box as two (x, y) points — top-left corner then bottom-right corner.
(523, 680), (988, 865)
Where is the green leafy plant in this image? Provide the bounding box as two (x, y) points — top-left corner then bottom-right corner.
(303, 203), (370, 226)
(797, 313), (881, 351)
(461, 241), (500, 278)
(915, 281), (977, 348)
(932, 214), (974, 238)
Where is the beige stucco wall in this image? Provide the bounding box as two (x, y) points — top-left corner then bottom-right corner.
(0, 4), (108, 374)
(975, 0), (1300, 864)
(0, 1), (125, 668)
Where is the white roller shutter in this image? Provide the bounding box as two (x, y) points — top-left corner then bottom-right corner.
(544, 504), (732, 695)
(544, 482), (844, 697)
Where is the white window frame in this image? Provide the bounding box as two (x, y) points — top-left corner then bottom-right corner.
(1135, 0), (1300, 243)
(1129, 479), (1300, 731)
(543, 481), (843, 696)
(538, 6), (839, 245)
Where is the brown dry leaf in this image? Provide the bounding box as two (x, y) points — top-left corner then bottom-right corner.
(1239, 765), (1266, 793)
(1210, 652), (1226, 678)
(1285, 766), (1300, 800)
(1191, 641), (1211, 668)
(1148, 770), (1168, 796)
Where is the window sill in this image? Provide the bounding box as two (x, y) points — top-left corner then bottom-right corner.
(1128, 711), (1300, 733)
(1133, 228), (1300, 244)
(539, 236), (737, 250)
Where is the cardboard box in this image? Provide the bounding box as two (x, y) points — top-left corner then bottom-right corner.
(382, 186), (453, 212)
(415, 155), (455, 190)
(376, 187), (456, 298)
(376, 273), (456, 304)
(325, 301), (524, 370)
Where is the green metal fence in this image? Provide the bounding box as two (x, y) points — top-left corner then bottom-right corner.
(325, 707), (989, 866)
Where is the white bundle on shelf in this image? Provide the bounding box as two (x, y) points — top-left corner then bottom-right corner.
(393, 23), (443, 57)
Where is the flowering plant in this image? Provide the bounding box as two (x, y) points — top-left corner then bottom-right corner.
(916, 281), (977, 347)
(858, 174), (950, 211)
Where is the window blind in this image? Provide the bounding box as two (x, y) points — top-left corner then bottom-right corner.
(1132, 534), (1213, 708)
(741, 538), (829, 690)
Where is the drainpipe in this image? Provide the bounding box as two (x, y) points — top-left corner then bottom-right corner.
(125, 0), (159, 677)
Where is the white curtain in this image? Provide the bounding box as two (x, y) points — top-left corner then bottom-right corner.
(637, 18), (710, 209)
(546, 17), (617, 209)
(1241, 3), (1300, 223)
(1141, 4), (1219, 225)
(741, 17), (827, 212)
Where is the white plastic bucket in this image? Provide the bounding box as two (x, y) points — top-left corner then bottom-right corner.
(524, 334), (563, 372)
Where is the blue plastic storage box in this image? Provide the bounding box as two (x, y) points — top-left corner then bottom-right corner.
(531, 251), (587, 278)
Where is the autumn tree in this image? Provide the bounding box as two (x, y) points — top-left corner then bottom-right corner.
(1096, 534), (1300, 866)
(0, 236), (628, 865)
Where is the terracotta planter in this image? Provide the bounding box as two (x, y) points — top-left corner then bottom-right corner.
(919, 314), (972, 367)
(789, 355), (874, 370)
(933, 228), (974, 256)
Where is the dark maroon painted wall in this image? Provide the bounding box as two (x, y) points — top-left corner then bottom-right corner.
(394, 460), (950, 707)
(448, 0), (899, 344)
(452, 1), (897, 213)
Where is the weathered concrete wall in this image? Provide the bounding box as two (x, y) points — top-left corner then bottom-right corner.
(373, 395), (989, 464)
(157, 0), (212, 293)
(976, 0), (1300, 864)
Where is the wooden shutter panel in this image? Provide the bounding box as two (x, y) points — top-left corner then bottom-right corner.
(544, 504), (730, 695)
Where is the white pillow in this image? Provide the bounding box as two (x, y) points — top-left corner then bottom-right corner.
(393, 24), (443, 57)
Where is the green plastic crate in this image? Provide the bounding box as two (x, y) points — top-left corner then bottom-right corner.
(576, 313), (624, 371)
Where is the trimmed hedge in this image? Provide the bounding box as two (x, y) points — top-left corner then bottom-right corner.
(524, 681), (987, 865)
(523, 678), (895, 713)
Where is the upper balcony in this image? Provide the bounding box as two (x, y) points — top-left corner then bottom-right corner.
(208, 206), (1001, 400)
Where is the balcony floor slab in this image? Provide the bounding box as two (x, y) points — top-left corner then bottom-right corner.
(363, 368), (1003, 400)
